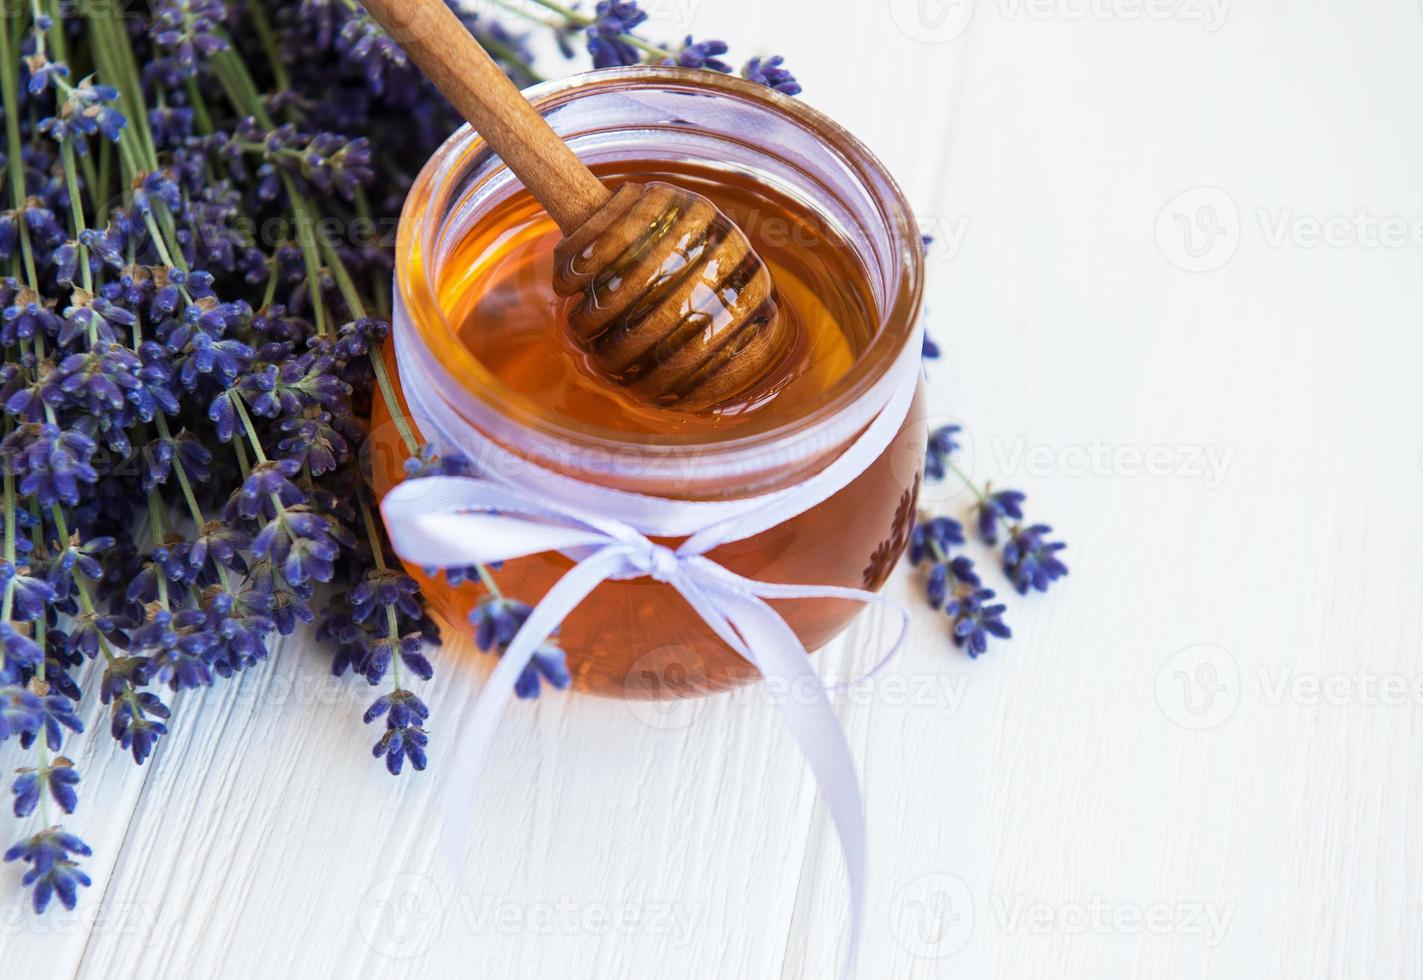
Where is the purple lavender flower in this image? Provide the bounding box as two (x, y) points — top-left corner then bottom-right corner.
(402, 444), (474, 481)
(187, 520), (249, 577)
(975, 488), (1026, 546)
(945, 588), (1011, 658)
(0, 623), (44, 683)
(134, 608), (218, 690)
(109, 691), (170, 765)
(149, 0), (230, 81)
(12, 760), (79, 817)
(924, 425), (962, 482)
(3, 827), (91, 912)
(251, 506), (352, 585)
(0, 686), (44, 740)
(39, 79), (126, 146)
(1003, 524), (1068, 595)
(742, 56), (801, 96)
(235, 459), (304, 520)
(202, 590), (276, 676)
(1, 423), (99, 508)
(909, 515), (964, 565)
(25, 57), (69, 96)
(0, 0), (821, 910)
(365, 688), (429, 775)
(586, 1), (647, 68)
(2, 286), (62, 343)
(667, 37), (732, 73)
(20, 692), (83, 752)
(0, 562), (54, 620)
(470, 598), (570, 699)
(350, 568), (422, 624)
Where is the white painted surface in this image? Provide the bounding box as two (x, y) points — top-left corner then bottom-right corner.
(6, 2), (1423, 977)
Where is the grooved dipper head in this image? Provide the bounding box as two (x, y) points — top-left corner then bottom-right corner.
(552, 182), (790, 412)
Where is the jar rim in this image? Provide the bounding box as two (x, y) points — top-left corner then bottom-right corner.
(395, 66), (924, 478)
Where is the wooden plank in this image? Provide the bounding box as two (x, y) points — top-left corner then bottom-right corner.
(4, 3), (1423, 979)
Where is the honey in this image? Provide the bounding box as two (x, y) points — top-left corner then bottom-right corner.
(441, 160), (876, 432)
(370, 69), (926, 698)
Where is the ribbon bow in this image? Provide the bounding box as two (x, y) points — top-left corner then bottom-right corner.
(382, 296), (923, 978)
(381, 476), (911, 978)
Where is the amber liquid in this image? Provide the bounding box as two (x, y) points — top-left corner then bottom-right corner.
(442, 160), (878, 433)
(369, 160), (924, 697)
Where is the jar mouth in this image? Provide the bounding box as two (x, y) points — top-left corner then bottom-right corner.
(395, 66), (924, 480)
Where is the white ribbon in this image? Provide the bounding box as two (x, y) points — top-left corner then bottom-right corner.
(381, 301), (922, 978)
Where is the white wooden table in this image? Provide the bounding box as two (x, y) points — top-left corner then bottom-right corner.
(7, 2), (1422, 976)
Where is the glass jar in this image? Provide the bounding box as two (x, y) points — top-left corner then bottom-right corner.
(369, 67), (926, 698)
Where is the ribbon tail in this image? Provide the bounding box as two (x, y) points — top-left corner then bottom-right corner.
(693, 558), (913, 692)
(711, 587), (868, 980)
(440, 546), (632, 875)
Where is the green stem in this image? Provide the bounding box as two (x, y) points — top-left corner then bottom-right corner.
(2, 11), (27, 209)
(88, 11), (159, 170)
(233, 432), (251, 479)
(284, 181), (328, 334)
(212, 40), (329, 333)
(247, 0), (291, 94)
(947, 461), (990, 504)
(153, 416), (204, 527)
(58, 139), (93, 294)
(146, 488), (167, 549)
(230, 394), (269, 464)
(1, 467), (14, 623)
(475, 563), (504, 600)
(357, 491), (404, 688)
(317, 234), (365, 318)
(47, 505), (120, 667)
(500, 0), (676, 61)
(95, 137), (112, 213)
(184, 77), (214, 134)
(368, 346), (419, 457)
(142, 212), (189, 276)
(352, 188), (390, 315)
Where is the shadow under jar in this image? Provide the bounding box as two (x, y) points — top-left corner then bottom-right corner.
(368, 67), (926, 699)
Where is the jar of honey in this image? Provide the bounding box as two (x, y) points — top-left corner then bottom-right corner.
(368, 67), (926, 698)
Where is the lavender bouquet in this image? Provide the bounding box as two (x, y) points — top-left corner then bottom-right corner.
(0, 0), (1062, 916)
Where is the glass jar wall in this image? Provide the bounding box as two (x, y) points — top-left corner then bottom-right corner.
(369, 68), (926, 698)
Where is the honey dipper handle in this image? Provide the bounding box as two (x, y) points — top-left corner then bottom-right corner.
(360, 0), (611, 234)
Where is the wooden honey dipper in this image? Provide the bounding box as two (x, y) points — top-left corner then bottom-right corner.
(362, 0), (790, 412)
